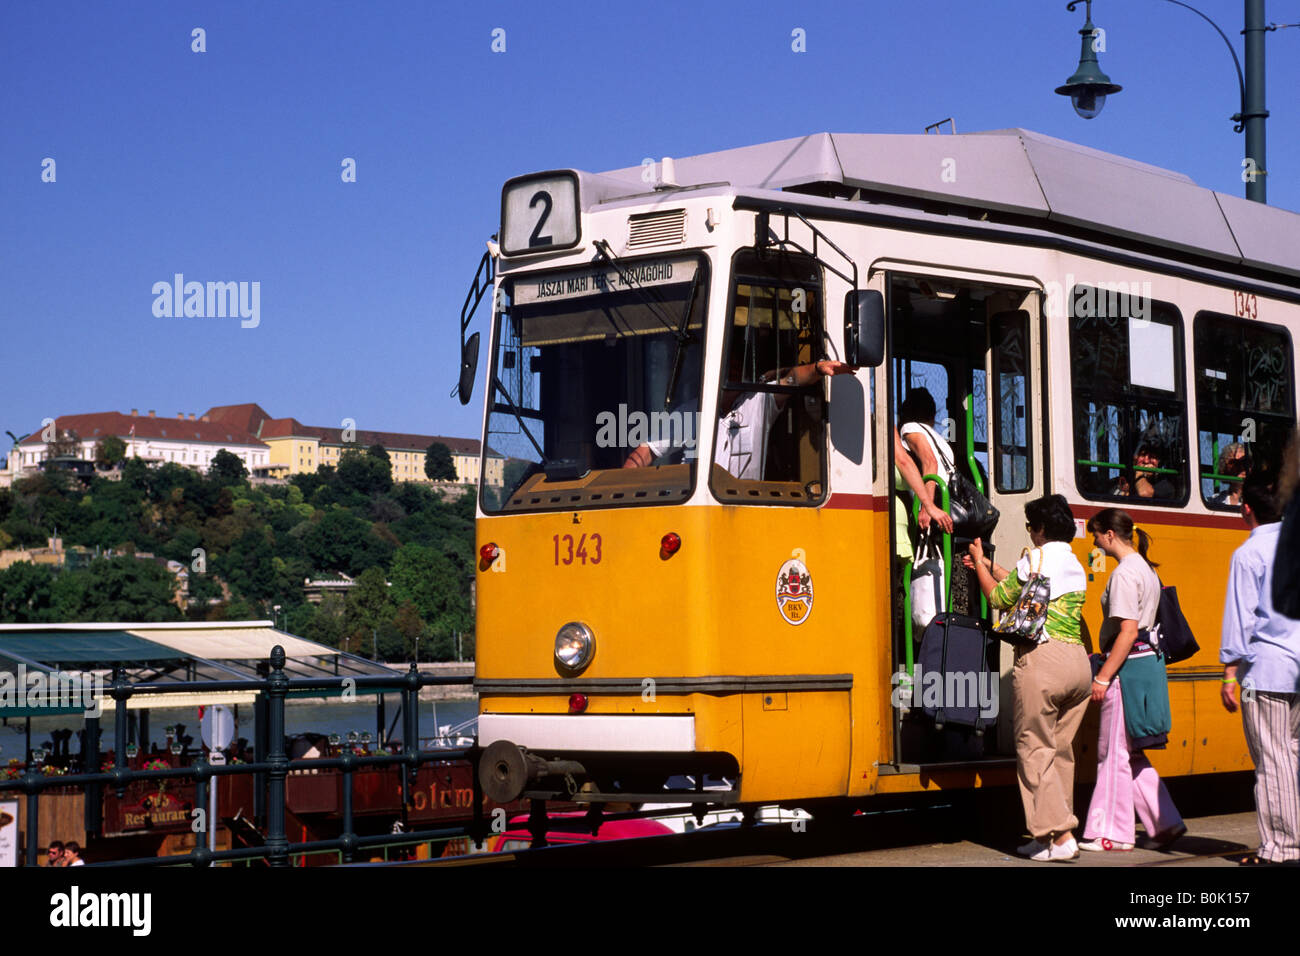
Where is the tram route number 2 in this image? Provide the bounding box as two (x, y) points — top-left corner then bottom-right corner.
(553, 533), (602, 565)
(1234, 290), (1259, 320)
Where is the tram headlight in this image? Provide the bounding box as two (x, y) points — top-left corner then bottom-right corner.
(554, 622), (595, 676)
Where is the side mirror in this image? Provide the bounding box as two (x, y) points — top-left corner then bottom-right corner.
(457, 331), (480, 405)
(844, 290), (884, 367)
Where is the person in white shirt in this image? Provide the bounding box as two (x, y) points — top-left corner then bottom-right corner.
(624, 358), (855, 476)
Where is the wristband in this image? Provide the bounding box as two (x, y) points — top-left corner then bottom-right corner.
(1222, 677), (1238, 684)
(1093, 677), (1110, 687)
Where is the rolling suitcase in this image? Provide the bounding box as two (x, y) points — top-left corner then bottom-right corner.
(917, 611), (996, 735)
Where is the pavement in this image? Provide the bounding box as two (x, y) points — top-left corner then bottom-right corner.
(761, 811), (1262, 867)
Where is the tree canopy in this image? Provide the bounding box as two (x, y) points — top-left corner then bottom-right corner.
(424, 442), (456, 481)
(0, 453), (476, 660)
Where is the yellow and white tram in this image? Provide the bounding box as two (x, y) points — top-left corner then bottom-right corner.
(459, 129), (1299, 813)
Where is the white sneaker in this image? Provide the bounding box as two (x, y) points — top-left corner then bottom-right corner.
(1030, 837), (1078, 862)
(1079, 838), (1134, 852)
(1017, 838), (1049, 857)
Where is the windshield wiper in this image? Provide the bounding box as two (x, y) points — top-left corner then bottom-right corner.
(592, 240), (680, 336)
(491, 374), (546, 463)
(663, 266), (702, 410)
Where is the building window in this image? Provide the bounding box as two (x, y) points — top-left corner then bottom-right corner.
(1070, 287), (1188, 504)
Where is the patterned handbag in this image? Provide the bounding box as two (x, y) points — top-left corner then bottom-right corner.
(992, 549), (1051, 647)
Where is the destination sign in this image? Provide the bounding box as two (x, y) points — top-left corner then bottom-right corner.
(512, 256), (697, 306)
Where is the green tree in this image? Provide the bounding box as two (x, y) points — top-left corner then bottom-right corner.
(424, 442), (457, 481)
(342, 566), (394, 653)
(93, 436), (127, 468)
(388, 543), (470, 656)
(391, 601), (426, 661)
(367, 444), (390, 463)
(0, 562), (58, 621)
(336, 450), (391, 497)
(209, 449), (247, 485)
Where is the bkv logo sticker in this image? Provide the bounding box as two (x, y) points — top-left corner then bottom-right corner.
(775, 554), (813, 625)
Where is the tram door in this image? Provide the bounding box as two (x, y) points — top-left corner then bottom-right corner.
(979, 290), (1047, 756)
(889, 274), (1044, 761)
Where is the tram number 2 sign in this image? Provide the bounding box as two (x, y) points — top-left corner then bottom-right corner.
(553, 533), (602, 566)
(501, 172), (580, 255)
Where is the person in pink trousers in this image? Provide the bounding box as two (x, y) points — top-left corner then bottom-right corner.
(1079, 509), (1186, 852)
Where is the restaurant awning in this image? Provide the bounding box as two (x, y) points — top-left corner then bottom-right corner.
(0, 621), (399, 718)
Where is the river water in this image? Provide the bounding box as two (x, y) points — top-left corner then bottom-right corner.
(0, 696), (478, 759)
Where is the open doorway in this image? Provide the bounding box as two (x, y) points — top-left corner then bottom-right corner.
(886, 272), (1043, 765)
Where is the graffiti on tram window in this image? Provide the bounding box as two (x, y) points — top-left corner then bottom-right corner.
(1243, 342), (1289, 413)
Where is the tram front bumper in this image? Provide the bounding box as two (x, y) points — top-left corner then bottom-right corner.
(478, 713), (696, 752)
(477, 715), (729, 804)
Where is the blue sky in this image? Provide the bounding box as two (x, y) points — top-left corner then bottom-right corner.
(2, 0), (1297, 454)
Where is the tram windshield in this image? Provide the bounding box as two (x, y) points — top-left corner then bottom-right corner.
(482, 253), (709, 512)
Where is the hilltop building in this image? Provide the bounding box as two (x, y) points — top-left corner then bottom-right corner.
(1, 404), (500, 488)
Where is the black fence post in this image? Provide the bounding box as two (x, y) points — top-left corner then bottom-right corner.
(23, 771), (40, 867)
(193, 753), (211, 868)
(403, 663), (419, 807)
(83, 714), (101, 837)
(253, 678), (268, 828)
(265, 646), (289, 867)
(341, 748), (355, 864)
(470, 746), (486, 848)
(111, 665), (129, 798)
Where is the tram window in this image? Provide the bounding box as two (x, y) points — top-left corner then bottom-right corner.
(992, 310), (1032, 492)
(710, 249), (825, 505)
(483, 253), (710, 513)
(1070, 286), (1188, 504)
(1193, 312), (1295, 510)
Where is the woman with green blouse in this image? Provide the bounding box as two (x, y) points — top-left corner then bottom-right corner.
(964, 494), (1091, 862)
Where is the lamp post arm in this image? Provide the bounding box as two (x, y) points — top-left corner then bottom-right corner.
(1159, 0), (1248, 131)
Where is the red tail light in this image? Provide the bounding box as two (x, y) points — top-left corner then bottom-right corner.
(659, 533), (681, 559)
(568, 693), (589, 714)
(479, 542), (499, 569)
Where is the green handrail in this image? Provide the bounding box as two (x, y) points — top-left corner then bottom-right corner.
(1076, 459), (1180, 475)
(964, 394), (988, 620)
(1201, 471), (1244, 483)
(964, 394), (985, 497)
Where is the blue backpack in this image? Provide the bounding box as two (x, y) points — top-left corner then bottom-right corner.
(1153, 582), (1200, 665)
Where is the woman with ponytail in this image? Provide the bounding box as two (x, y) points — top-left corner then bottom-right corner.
(1078, 508), (1186, 852)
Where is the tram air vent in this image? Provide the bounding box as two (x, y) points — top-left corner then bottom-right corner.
(627, 209), (687, 249)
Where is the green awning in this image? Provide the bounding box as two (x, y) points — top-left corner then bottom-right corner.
(0, 631), (185, 666)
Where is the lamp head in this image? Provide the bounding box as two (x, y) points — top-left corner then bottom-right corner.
(1056, 1), (1122, 119)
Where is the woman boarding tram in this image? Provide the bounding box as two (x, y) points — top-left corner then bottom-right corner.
(966, 496), (1090, 861)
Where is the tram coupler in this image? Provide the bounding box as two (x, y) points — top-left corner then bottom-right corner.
(479, 739), (586, 804)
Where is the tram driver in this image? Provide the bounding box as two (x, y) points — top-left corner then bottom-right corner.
(623, 358), (856, 477)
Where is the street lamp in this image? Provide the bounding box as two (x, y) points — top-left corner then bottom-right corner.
(1056, 0), (1275, 203)
(1055, 1), (1122, 119)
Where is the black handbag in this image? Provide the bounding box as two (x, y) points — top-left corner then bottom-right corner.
(916, 424), (1000, 542)
(1274, 489), (1300, 620)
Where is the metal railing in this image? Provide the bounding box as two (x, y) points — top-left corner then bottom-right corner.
(0, 646), (481, 867)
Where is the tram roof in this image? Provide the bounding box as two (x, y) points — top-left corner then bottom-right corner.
(583, 129), (1300, 279)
